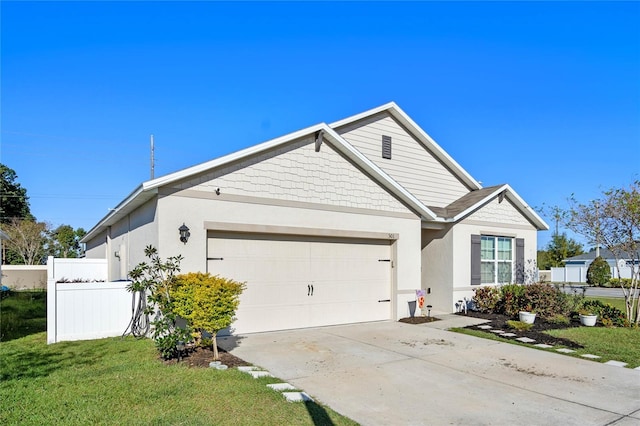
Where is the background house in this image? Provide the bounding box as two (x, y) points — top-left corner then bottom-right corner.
(552, 248), (637, 283)
(81, 102), (548, 334)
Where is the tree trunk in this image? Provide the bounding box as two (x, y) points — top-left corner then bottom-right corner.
(212, 334), (219, 360)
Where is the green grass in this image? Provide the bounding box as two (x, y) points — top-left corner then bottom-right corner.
(0, 290), (47, 341)
(544, 327), (640, 368)
(0, 290), (356, 424)
(0, 333), (357, 425)
(585, 296), (626, 312)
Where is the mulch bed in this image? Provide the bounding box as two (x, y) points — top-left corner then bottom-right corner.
(163, 346), (252, 368)
(458, 311), (586, 349)
(399, 316), (441, 324)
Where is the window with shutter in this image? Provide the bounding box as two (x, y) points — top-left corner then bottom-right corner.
(475, 235), (516, 284)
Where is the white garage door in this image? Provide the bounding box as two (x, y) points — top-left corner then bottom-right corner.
(207, 232), (392, 334)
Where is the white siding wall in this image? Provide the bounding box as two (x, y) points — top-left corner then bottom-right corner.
(421, 227), (455, 312)
(156, 194), (422, 321)
(336, 112), (471, 207)
(423, 197), (538, 312)
(462, 197), (534, 227)
(172, 137), (408, 214)
(96, 198), (158, 281)
(85, 230), (107, 259)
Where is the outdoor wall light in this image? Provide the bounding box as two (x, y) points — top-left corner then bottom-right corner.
(179, 223), (190, 244)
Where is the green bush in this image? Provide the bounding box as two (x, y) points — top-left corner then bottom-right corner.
(586, 256), (611, 286)
(506, 320), (533, 331)
(171, 272), (245, 360)
(581, 299), (626, 326)
(606, 278), (633, 288)
(547, 314), (571, 325)
(499, 284), (526, 316)
(472, 286), (501, 313)
(521, 282), (568, 319)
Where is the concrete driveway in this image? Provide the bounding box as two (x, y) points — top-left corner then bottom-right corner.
(219, 315), (640, 425)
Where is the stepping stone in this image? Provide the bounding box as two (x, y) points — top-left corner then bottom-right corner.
(489, 330), (505, 334)
(556, 348), (575, 353)
(237, 366), (259, 372)
(534, 344), (553, 349)
(501, 333), (517, 337)
(477, 325), (493, 330)
(580, 354), (601, 359)
(267, 383), (297, 391)
(515, 337), (536, 343)
(604, 360), (628, 368)
(283, 392), (313, 402)
(248, 371), (273, 379)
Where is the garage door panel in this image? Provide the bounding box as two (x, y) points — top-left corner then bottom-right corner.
(208, 232), (391, 334)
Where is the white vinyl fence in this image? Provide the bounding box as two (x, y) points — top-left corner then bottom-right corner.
(47, 257), (132, 344)
(551, 265), (633, 283)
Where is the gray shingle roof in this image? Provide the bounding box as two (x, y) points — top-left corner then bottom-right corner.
(564, 248), (637, 262)
(427, 185), (505, 219)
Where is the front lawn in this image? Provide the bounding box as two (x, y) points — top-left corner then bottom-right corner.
(0, 332), (357, 425)
(544, 326), (640, 368)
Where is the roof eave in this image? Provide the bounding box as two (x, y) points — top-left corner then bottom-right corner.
(450, 184), (549, 230)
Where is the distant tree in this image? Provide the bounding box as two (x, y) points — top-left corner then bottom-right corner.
(3, 218), (48, 264)
(0, 164), (33, 223)
(48, 225), (87, 258)
(586, 256), (611, 286)
(566, 181), (640, 325)
(537, 233), (584, 270)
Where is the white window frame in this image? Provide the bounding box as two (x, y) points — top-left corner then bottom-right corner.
(480, 236), (514, 284)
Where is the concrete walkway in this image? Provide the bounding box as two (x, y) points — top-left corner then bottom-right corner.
(218, 318), (640, 426)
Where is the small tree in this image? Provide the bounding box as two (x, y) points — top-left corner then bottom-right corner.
(586, 256), (611, 286)
(171, 272), (245, 360)
(127, 246), (191, 359)
(3, 218), (48, 264)
(566, 181), (640, 325)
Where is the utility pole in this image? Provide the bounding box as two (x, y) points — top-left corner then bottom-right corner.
(595, 201), (600, 258)
(150, 134), (155, 180)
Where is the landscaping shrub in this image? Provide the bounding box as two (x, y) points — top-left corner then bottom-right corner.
(472, 286), (501, 313)
(586, 256), (611, 286)
(506, 320), (533, 331)
(521, 282), (569, 319)
(606, 278), (633, 288)
(581, 299), (626, 327)
(127, 246), (192, 359)
(499, 284), (526, 316)
(171, 272), (245, 360)
(547, 314), (571, 325)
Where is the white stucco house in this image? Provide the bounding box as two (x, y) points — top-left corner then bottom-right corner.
(81, 102), (548, 334)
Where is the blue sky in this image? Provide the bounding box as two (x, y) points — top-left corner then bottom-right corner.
(2, 1), (639, 249)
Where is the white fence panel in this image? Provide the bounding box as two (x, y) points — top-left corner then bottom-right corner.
(47, 257), (132, 344)
(48, 256), (108, 282)
(565, 266), (586, 283)
(551, 267), (566, 282)
(51, 281), (132, 343)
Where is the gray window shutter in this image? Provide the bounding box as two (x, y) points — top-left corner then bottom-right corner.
(382, 135), (392, 159)
(471, 234), (481, 285)
(515, 238), (525, 284)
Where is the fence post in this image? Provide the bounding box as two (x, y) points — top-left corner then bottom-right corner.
(46, 256), (57, 344)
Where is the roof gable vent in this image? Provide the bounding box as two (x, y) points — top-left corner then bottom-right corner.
(382, 135), (392, 159)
